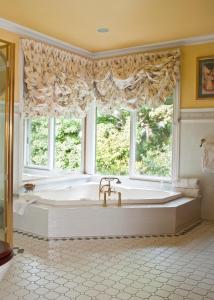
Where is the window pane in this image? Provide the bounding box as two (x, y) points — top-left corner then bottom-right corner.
(135, 97), (173, 177)
(29, 117), (49, 167)
(55, 117), (82, 170)
(96, 109), (130, 175)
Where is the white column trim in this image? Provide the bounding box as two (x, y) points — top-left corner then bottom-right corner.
(172, 83), (181, 181)
(48, 117), (55, 170)
(85, 101), (96, 174)
(129, 110), (137, 177)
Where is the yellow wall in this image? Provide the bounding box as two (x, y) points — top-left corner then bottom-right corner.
(0, 27), (214, 108)
(0, 28), (20, 102)
(180, 42), (214, 108)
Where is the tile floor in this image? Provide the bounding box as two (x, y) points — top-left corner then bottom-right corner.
(1, 221), (214, 300)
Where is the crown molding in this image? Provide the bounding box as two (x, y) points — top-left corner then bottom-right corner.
(0, 18), (214, 59)
(0, 18), (92, 58)
(94, 34), (214, 58)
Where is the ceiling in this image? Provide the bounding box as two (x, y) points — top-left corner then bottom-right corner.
(0, 0), (214, 52)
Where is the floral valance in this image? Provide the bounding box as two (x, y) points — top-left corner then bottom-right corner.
(93, 49), (180, 112)
(22, 39), (94, 117)
(22, 39), (180, 117)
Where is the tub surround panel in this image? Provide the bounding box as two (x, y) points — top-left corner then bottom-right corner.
(14, 197), (201, 238)
(48, 206), (174, 237)
(14, 205), (48, 237)
(175, 197), (201, 232)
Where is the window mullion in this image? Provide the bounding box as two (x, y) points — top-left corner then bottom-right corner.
(129, 110), (137, 177)
(48, 117), (55, 171)
(81, 117), (86, 173)
(172, 82), (180, 182)
(85, 101), (96, 175)
(25, 118), (31, 166)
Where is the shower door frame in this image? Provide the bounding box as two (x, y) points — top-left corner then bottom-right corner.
(0, 39), (15, 246)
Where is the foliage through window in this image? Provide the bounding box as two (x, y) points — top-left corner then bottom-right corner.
(25, 116), (82, 171)
(135, 97), (173, 177)
(55, 117), (82, 170)
(27, 117), (49, 167)
(96, 97), (173, 178)
(96, 110), (130, 175)
(25, 96), (175, 179)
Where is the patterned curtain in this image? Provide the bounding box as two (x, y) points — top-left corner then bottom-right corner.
(22, 39), (94, 117)
(93, 49), (180, 113)
(22, 39), (180, 117)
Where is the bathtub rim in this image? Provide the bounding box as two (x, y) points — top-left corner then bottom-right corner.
(20, 181), (182, 206)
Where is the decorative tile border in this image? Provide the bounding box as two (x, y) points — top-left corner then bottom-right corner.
(13, 220), (202, 242)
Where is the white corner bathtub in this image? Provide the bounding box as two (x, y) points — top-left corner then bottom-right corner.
(34, 182), (182, 206)
(14, 181), (201, 238)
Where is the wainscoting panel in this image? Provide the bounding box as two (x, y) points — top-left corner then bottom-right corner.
(180, 108), (214, 220)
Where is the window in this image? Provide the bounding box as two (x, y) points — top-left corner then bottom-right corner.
(24, 116), (83, 172)
(134, 97), (173, 178)
(23, 92), (178, 181)
(25, 117), (49, 168)
(96, 109), (130, 175)
(95, 96), (175, 180)
(55, 117), (82, 170)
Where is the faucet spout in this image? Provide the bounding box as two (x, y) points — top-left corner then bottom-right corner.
(99, 177), (122, 207)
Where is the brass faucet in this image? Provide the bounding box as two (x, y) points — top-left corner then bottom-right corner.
(99, 177), (122, 207)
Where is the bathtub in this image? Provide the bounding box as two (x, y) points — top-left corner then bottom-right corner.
(14, 181), (201, 237)
(34, 182), (182, 206)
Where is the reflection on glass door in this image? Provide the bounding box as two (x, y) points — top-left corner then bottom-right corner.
(0, 40), (15, 245)
(0, 45), (7, 241)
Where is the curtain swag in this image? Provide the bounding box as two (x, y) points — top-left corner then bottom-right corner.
(22, 39), (180, 117)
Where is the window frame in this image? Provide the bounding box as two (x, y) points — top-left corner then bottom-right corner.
(24, 116), (85, 174)
(93, 84), (180, 182)
(130, 84), (180, 182)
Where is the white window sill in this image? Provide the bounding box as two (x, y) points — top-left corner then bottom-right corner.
(129, 175), (171, 183)
(91, 174), (171, 183)
(22, 172), (91, 186)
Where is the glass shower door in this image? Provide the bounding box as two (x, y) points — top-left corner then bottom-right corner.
(0, 45), (7, 241)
